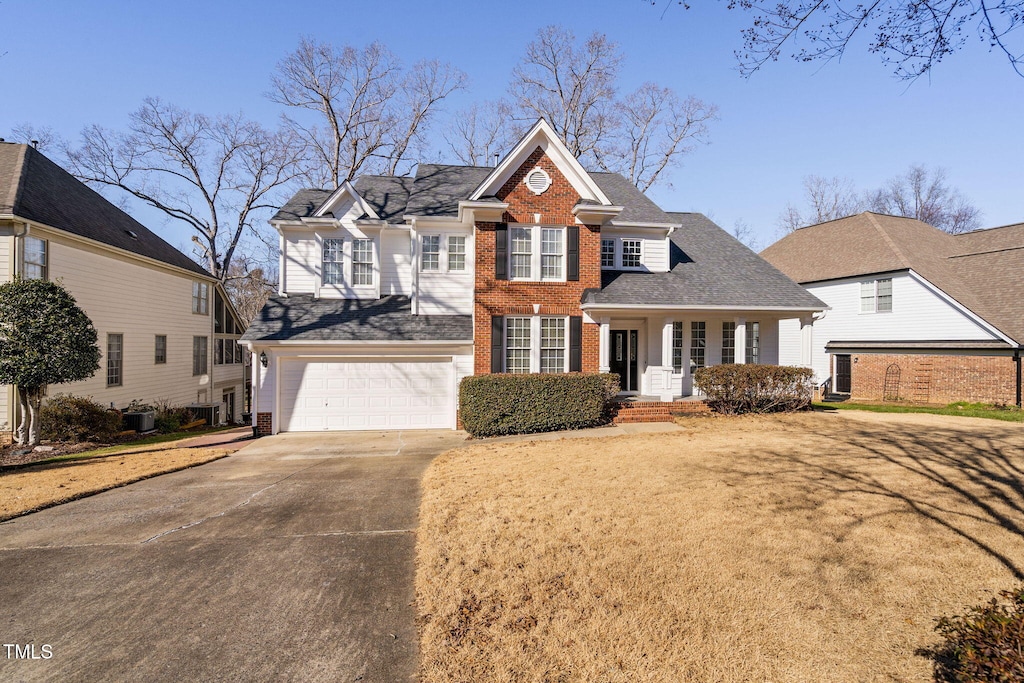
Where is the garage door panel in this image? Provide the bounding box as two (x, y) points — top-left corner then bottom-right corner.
(280, 360), (453, 432)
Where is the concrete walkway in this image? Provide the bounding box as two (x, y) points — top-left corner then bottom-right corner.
(0, 429), (466, 682)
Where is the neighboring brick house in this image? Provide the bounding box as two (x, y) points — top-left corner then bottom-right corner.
(762, 212), (1024, 406)
(0, 142), (249, 439)
(242, 119), (824, 434)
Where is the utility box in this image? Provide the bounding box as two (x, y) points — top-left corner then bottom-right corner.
(123, 410), (156, 432)
(187, 403), (224, 427)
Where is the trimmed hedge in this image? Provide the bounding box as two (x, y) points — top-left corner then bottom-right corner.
(693, 364), (813, 415)
(931, 585), (1024, 682)
(459, 373), (620, 437)
(40, 394), (123, 443)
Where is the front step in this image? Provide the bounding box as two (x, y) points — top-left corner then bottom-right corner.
(612, 399), (709, 424)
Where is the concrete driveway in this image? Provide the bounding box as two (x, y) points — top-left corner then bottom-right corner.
(0, 429), (467, 683)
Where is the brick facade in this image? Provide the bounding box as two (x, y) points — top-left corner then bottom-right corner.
(847, 352), (1019, 405)
(255, 412), (273, 436)
(473, 147), (602, 375)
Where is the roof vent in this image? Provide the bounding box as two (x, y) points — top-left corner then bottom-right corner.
(125, 230), (138, 239)
(524, 167), (552, 195)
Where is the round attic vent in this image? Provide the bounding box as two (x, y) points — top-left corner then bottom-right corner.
(524, 167), (552, 195)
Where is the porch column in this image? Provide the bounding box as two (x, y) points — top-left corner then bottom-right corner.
(734, 317), (747, 364)
(598, 317), (610, 373)
(799, 315), (814, 368)
(661, 318), (674, 368)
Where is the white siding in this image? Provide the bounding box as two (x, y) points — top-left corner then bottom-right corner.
(779, 271), (1001, 381)
(380, 230), (412, 296)
(284, 233), (318, 294)
(641, 237), (669, 272)
(40, 232), (213, 410)
(418, 272), (473, 314)
(600, 232), (671, 273)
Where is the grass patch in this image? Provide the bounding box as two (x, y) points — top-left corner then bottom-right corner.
(814, 400), (1024, 422)
(417, 411), (1024, 682)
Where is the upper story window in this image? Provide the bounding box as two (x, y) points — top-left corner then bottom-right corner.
(621, 239), (642, 268)
(24, 236), (47, 280)
(323, 239), (344, 285)
(601, 239), (615, 268)
(508, 226), (565, 282)
(448, 236), (466, 271)
(192, 281), (209, 315)
(352, 239), (373, 286)
(746, 322), (760, 364)
(722, 321), (736, 364)
(690, 321), (706, 369)
(860, 278), (893, 313)
(421, 235), (440, 272)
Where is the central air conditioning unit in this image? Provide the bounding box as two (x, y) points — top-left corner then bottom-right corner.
(187, 403), (225, 427)
(123, 410), (156, 433)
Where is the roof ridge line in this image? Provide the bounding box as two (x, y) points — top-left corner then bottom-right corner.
(864, 212), (912, 269)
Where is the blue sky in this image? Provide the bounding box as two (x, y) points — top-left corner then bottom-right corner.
(1, 0), (1021, 253)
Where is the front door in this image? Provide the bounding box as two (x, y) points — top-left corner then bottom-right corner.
(835, 355), (852, 394)
(609, 329), (639, 392)
(223, 390), (235, 423)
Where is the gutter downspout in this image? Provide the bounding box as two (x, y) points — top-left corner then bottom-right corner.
(1015, 349), (1022, 408)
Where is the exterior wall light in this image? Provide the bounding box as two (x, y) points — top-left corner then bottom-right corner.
(260, 351), (268, 368)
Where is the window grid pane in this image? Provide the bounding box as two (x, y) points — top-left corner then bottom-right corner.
(448, 235), (466, 271)
(353, 239), (373, 286)
(192, 281), (209, 314)
(877, 278), (893, 312)
(746, 322), (760, 364)
(24, 237), (46, 280)
(672, 322), (684, 373)
(621, 240), (641, 268)
(541, 229), (563, 279)
(421, 235), (440, 272)
(540, 318), (566, 373)
(511, 228), (532, 279)
(107, 334), (123, 387)
(601, 239), (616, 268)
(505, 318), (531, 374)
(216, 338), (225, 365)
(722, 322), (736, 364)
(155, 335), (167, 364)
(323, 239), (344, 284)
(860, 281), (876, 313)
(193, 336), (208, 376)
(690, 322), (706, 369)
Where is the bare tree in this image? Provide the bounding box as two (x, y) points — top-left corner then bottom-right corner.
(269, 37), (466, 187)
(444, 101), (518, 166)
(504, 25), (716, 191)
(695, 1), (1024, 80)
(7, 123), (63, 152)
(731, 218), (761, 250)
(869, 165), (982, 233)
(64, 97), (301, 281)
(222, 254), (277, 326)
(777, 175), (865, 233)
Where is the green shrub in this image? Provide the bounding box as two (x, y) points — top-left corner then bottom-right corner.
(931, 586), (1024, 682)
(459, 373), (620, 437)
(693, 364), (814, 415)
(40, 394), (123, 443)
(150, 400), (195, 434)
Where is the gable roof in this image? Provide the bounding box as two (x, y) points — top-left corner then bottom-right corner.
(761, 212), (1024, 345)
(584, 212), (826, 310)
(0, 142), (211, 277)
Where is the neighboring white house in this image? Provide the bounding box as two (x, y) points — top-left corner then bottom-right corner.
(242, 119), (825, 434)
(762, 212), (1023, 405)
(0, 142), (249, 439)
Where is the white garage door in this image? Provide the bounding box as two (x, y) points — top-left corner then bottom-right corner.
(280, 360), (453, 431)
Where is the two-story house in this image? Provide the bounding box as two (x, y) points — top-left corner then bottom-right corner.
(763, 212), (1023, 406)
(241, 119), (825, 434)
(0, 142), (249, 438)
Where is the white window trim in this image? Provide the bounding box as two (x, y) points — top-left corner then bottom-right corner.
(859, 278), (893, 314)
(503, 315), (570, 373)
(23, 236), (47, 280)
(420, 233), (471, 274)
(322, 237), (345, 286)
(319, 235), (378, 290)
(508, 226), (566, 283)
(352, 237), (375, 287)
(599, 236), (645, 271)
(192, 281), (209, 315)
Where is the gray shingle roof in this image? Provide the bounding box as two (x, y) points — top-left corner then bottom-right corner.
(405, 164), (493, 217)
(0, 143), (210, 277)
(240, 295), (473, 343)
(354, 176), (414, 222)
(590, 172), (673, 224)
(271, 188), (333, 222)
(585, 212), (826, 310)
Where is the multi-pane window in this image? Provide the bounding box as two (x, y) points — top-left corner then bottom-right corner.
(510, 228), (532, 279)
(541, 229), (563, 279)
(540, 318), (566, 373)
(24, 237), (47, 280)
(672, 322), (684, 373)
(353, 238), (373, 285)
(193, 336), (208, 376)
(420, 235), (440, 272)
(690, 322), (706, 369)
(192, 281), (209, 314)
(448, 235), (466, 271)
(107, 334), (123, 387)
(746, 322), (760, 364)
(215, 338), (225, 365)
(722, 321), (736, 364)
(621, 239), (641, 268)
(505, 317), (531, 374)
(323, 238), (344, 284)
(860, 278), (893, 313)
(154, 335), (167, 364)
(601, 239), (616, 268)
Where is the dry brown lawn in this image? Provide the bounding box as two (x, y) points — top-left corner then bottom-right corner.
(416, 410), (1024, 682)
(0, 444), (230, 520)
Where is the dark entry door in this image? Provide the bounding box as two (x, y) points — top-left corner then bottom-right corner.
(835, 354), (852, 393)
(609, 329), (639, 392)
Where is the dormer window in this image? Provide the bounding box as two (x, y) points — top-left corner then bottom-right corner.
(621, 239), (642, 268)
(323, 239), (344, 284)
(600, 237), (644, 270)
(352, 239), (373, 286)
